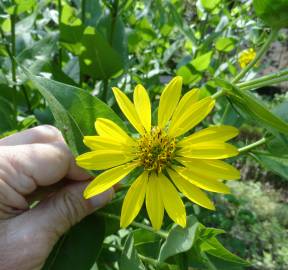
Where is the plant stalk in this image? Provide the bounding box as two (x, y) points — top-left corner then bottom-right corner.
(239, 76), (288, 91)
(238, 137), (267, 154)
(232, 28), (279, 83)
(10, 3), (17, 113)
(98, 212), (168, 239)
(57, 0), (62, 67)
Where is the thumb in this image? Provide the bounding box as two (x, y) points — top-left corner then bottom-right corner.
(30, 182), (113, 239)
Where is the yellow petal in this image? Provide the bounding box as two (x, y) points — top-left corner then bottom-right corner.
(112, 87), (145, 134)
(145, 173), (164, 230)
(177, 143), (239, 159)
(173, 166), (230, 194)
(120, 172), (148, 228)
(84, 162), (138, 198)
(158, 174), (186, 228)
(169, 97), (215, 138)
(177, 158), (240, 180)
(133, 84), (151, 132)
(76, 150), (135, 170)
(83, 136), (130, 151)
(178, 126), (239, 147)
(167, 169), (215, 210)
(158, 76), (182, 128)
(171, 88), (200, 124)
(95, 118), (136, 146)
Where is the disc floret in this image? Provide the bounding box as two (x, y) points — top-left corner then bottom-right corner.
(137, 126), (176, 173)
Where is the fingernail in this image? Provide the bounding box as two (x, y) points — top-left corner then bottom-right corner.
(87, 188), (114, 209)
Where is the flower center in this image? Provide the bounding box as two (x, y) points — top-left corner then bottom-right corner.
(137, 127), (176, 173)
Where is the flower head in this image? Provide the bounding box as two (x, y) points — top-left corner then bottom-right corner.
(238, 48), (256, 68)
(76, 76), (240, 230)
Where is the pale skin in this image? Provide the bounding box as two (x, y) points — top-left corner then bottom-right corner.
(0, 125), (113, 270)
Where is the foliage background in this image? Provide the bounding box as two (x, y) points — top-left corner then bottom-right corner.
(0, 0), (288, 269)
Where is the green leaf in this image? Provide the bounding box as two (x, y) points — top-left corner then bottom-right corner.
(201, 237), (249, 266)
(120, 234), (146, 270)
(176, 65), (202, 85)
(228, 89), (288, 135)
(253, 151), (288, 180)
(158, 216), (199, 262)
(80, 26), (123, 80)
(43, 215), (105, 270)
(15, 0), (36, 14)
(192, 51), (213, 72)
(0, 96), (17, 133)
(253, 0), (288, 28)
(23, 69), (124, 155)
(201, 0), (221, 11)
(215, 37), (235, 52)
(97, 15), (128, 66)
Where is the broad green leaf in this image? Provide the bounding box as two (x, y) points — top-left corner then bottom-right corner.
(228, 89), (288, 135)
(80, 27), (123, 80)
(15, 0), (36, 14)
(215, 37), (235, 52)
(201, 0), (221, 11)
(253, 0), (288, 28)
(23, 70), (124, 154)
(176, 65), (202, 85)
(120, 234), (146, 270)
(158, 216), (199, 262)
(0, 97), (17, 133)
(97, 15), (128, 67)
(60, 4), (84, 54)
(253, 151), (288, 180)
(82, 0), (102, 26)
(201, 237), (249, 266)
(43, 215), (105, 270)
(192, 51), (213, 72)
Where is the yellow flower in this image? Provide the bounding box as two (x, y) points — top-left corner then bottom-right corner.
(238, 48), (256, 68)
(76, 76), (240, 230)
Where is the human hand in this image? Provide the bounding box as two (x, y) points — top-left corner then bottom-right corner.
(0, 125), (113, 270)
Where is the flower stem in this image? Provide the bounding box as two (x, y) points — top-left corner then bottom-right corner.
(232, 28), (279, 83)
(98, 212), (168, 239)
(239, 76), (288, 91)
(237, 68), (288, 91)
(57, 0), (62, 67)
(238, 137), (267, 154)
(211, 89), (225, 99)
(103, 243), (168, 267)
(10, 2), (17, 113)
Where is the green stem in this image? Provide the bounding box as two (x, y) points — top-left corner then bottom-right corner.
(98, 212), (168, 239)
(237, 68), (288, 88)
(57, 0), (62, 67)
(21, 85), (32, 114)
(211, 89), (225, 99)
(81, 0), (86, 24)
(10, 3), (17, 114)
(239, 76), (288, 91)
(103, 243), (164, 267)
(232, 28), (279, 83)
(101, 79), (108, 101)
(238, 137), (267, 154)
